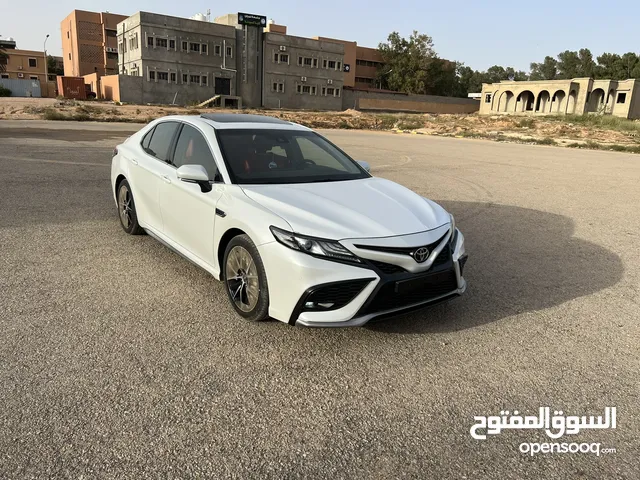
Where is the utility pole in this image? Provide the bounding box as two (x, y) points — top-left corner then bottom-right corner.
(43, 34), (50, 96)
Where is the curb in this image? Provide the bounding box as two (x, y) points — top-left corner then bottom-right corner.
(392, 129), (425, 135)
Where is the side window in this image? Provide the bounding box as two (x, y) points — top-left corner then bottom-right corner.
(145, 122), (179, 162)
(172, 124), (218, 179)
(141, 128), (154, 150)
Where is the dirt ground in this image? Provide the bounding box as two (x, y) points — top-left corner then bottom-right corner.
(2, 97), (640, 151)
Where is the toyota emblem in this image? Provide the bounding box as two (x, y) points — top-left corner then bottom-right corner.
(412, 247), (430, 263)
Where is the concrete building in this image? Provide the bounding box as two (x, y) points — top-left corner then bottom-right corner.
(314, 38), (383, 89)
(116, 12), (238, 105)
(61, 10), (127, 77)
(0, 38), (58, 96)
(262, 32), (344, 110)
(480, 78), (640, 119)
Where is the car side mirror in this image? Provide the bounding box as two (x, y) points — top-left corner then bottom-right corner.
(357, 160), (371, 173)
(177, 164), (212, 193)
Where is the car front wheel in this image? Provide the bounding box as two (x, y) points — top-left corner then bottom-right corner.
(223, 235), (269, 322)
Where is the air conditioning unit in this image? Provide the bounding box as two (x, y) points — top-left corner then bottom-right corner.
(106, 47), (117, 53)
(327, 79), (333, 85)
(301, 76), (307, 82)
(17, 72), (24, 78)
(279, 46), (286, 52)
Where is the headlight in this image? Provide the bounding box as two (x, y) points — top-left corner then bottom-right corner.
(449, 214), (457, 245)
(270, 226), (361, 263)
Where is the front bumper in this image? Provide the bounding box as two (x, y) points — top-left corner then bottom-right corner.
(259, 228), (467, 327)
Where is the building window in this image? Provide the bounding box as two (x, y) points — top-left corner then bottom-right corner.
(190, 42), (200, 53)
(157, 71), (168, 81)
(313, 58), (318, 68)
(105, 29), (117, 38)
(326, 87), (334, 96)
(335, 88), (340, 97)
(169, 39), (175, 50)
(1, 74), (9, 79)
(170, 72), (176, 83)
(190, 74), (200, 84)
(118, 42), (124, 54)
(28, 58), (37, 68)
(201, 75), (207, 86)
(298, 56), (303, 66)
(617, 93), (627, 104)
(328, 60), (336, 69)
(302, 85), (311, 94)
(67, 31), (70, 39)
(272, 82), (285, 93)
(280, 53), (289, 64)
(297, 84), (301, 93)
(182, 41), (188, 51)
(303, 57), (312, 67)
(337, 62), (341, 70)
(106, 52), (118, 60)
(182, 73), (188, 83)
(149, 70), (155, 81)
(273, 52), (279, 63)
(30, 76), (39, 80)
(202, 44), (208, 54)
(226, 46), (232, 57)
(214, 45), (221, 55)
(485, 93), (492, 103)
(68, 53), (71, 60)
(311, 86), (317, 95)
(147, 36), (154, 47)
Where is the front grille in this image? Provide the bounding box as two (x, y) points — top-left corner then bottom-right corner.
(354, 231), (449, 256)
(369, 260), (406, 274)
(432, 244), (451, 268)
(360, 269), (458, 315)
(304, 279), (372, 311)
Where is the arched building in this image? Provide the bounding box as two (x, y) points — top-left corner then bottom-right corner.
(479, 78), (640, 119)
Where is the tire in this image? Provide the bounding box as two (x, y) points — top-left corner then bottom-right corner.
(116, 179), (144, 235)
(223, 234), (270, 322)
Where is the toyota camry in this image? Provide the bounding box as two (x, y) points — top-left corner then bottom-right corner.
(111, 114), (467, 327)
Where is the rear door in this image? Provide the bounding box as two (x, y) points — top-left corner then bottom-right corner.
(159, 123), (223, 266)
(128, 121), (180, 232)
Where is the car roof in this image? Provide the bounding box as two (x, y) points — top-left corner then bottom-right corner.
(153, 113), (311, 131)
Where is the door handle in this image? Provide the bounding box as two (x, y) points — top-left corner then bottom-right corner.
(161, 175), (171, 184)
(130, 158), (138, 165)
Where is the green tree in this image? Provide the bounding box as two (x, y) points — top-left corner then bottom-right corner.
(47, 55), (63, 76)
(529, 56), (558, 80)
(577, 48), (596, 77)
(556, 50), (580, 79)
(377, 30), (439, 94)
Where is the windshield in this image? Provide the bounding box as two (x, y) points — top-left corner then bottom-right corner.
(215, 129), (370, 184)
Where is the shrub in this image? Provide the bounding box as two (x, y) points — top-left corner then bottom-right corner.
(516, 118), (535, 128)
(0, 85), (11, 97)
(42, 108), (66, 120)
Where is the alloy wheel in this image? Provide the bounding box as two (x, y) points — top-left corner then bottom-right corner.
(226, 246), (260, 312)
(118, 184), (132, 229)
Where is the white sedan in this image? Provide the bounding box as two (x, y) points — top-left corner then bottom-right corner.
(111, 114), (467, 327)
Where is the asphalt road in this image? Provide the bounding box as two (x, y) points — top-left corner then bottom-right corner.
(0, 120), (638, 479)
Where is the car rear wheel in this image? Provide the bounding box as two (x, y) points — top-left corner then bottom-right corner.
(223, 235), (269, 321)
(117, 179), (144, 235)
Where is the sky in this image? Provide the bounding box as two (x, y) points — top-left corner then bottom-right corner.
(2, 0), (639, 72)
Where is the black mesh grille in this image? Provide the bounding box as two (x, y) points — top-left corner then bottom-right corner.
(431, 244), (451, 268)
(369, 260), (406, 274)
(305, 279), (372, 311)
(360, 270), (458, 315)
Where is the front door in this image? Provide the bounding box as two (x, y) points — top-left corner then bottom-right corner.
(215, 77), (231, 95)
(159, 123), (223, 267)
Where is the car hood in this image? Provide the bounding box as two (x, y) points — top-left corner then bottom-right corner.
(241, 177), (450, 240)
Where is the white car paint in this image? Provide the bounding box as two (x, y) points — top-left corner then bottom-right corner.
(111, 115), (467, 327)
